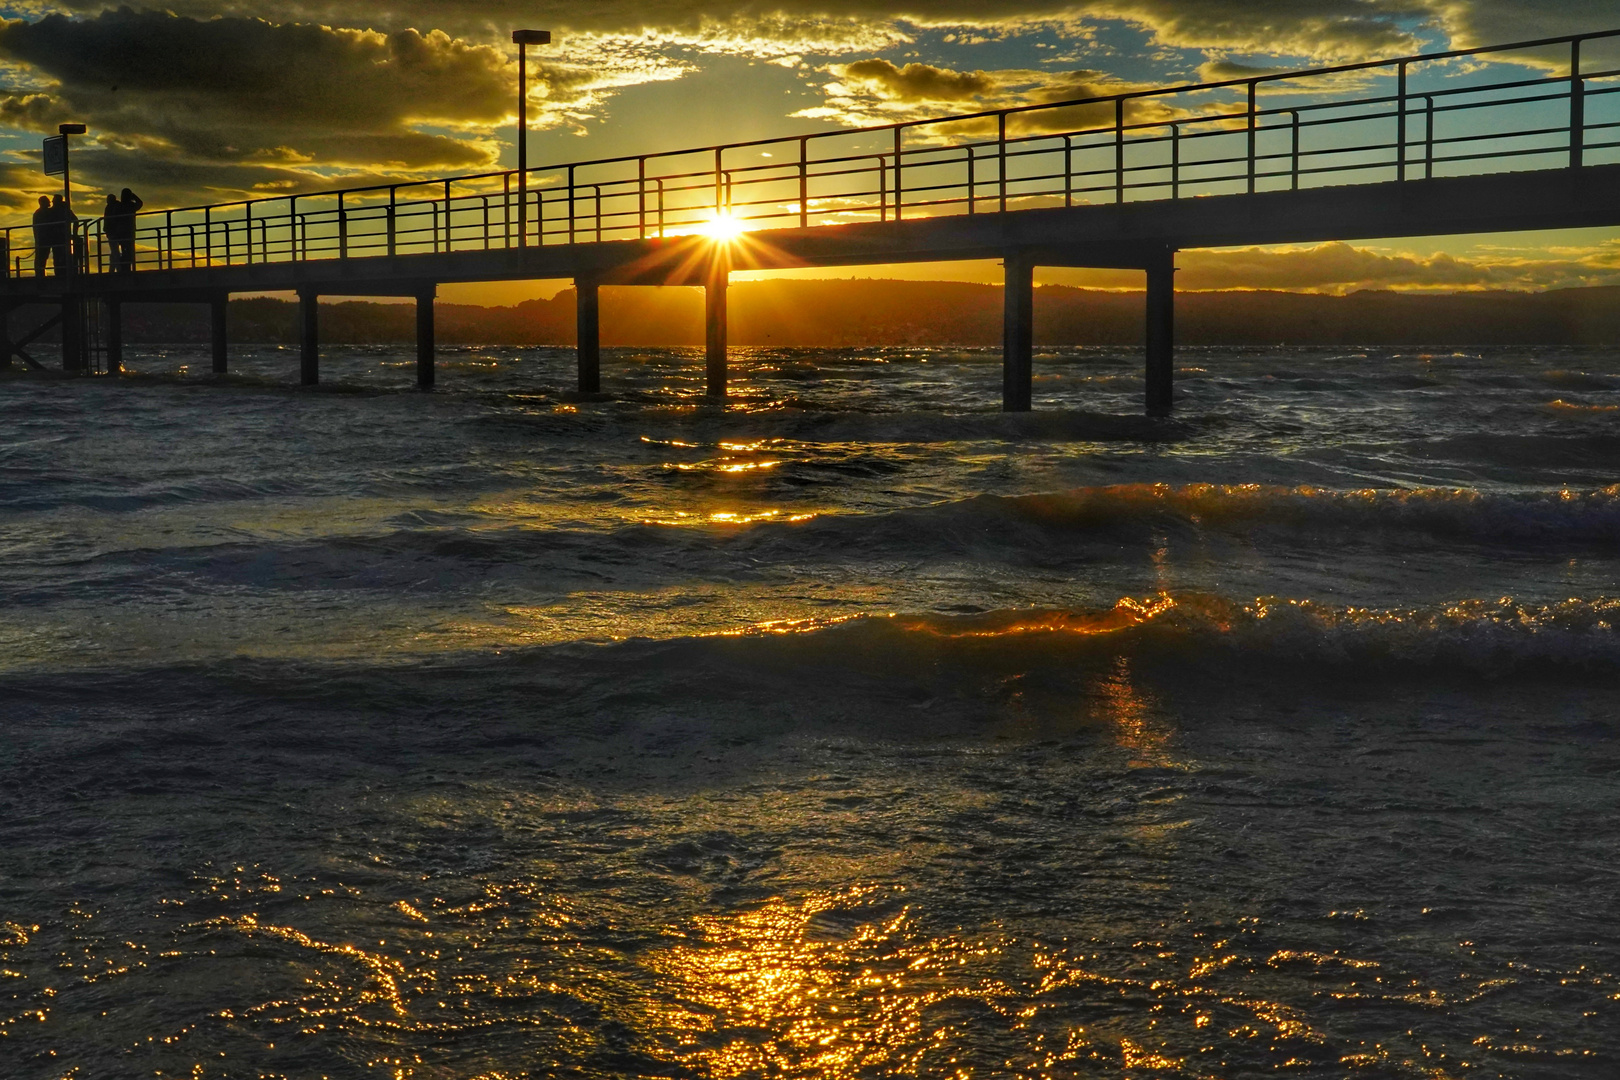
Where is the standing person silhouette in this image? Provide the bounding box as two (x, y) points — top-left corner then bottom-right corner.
(49, 195), (76, 276)
(107, 187), (142, 273)
(103, 194), (121, 271)
(30, 196), (51, 277)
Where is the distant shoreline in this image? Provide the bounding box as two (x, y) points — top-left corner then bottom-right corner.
(8, 280), (1620, 348)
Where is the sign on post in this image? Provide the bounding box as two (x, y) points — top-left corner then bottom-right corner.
(42, 135), (66, 176)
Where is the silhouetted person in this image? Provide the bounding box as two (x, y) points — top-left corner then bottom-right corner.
(30, 196), (50, 277)
(49, 195), (76, 277)
(103, 194), (120, 269)
(106, 187), (142, 273)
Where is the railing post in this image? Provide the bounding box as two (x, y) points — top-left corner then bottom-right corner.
(443, 180), (451, 251)
(568, 164), (576, 244)
(1290, 110), (1300, 190)
(1115, 97), (1125, 203)
(1246, 81), (1258, 194)
(799, 138), (809, 228)
(967, 145), (976, 214)
(998, 112), (1007, 213)
(639, 157), (647, 239)
(245, 203), (252, 265)
(893, 125), (904, 221)
(388, 188), (397, 256)
(1171, 124), (1180, 200)
(1397, 61), (1408, 182)
(1063, 135), (1072, 207)
(879, 156), (888, 222)
(1425, 95), (1435, 179)
(713, 147), (724, 220)
(1570, 38), (1585, 169)
(338, 192), (348, 259)
(205, 206), (212, 266)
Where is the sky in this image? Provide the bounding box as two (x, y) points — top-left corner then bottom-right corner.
(1, 1), (1618, 304)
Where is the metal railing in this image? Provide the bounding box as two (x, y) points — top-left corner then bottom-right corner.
(5, 28), (1619, 280)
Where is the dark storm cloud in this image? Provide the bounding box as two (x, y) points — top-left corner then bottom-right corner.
(0, 8), (509, 128)
(0, 6), (559, 194)
(0, 2), (1451, 63)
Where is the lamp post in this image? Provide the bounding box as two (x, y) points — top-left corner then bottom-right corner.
(512, 29), (551, 247)
(43, 122), (87, 211)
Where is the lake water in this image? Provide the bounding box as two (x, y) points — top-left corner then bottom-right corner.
(2, 343), (1618, 1078)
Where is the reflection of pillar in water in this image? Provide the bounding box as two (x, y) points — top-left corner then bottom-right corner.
(1097, 656), (1173, 764)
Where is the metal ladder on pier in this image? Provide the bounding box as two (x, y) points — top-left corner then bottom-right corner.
(0, 296), (106, 373)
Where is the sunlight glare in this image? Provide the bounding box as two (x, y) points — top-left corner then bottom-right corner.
(701, 213), (747, 242)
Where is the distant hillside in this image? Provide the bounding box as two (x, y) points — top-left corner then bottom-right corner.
(14, 281), (1620, 347)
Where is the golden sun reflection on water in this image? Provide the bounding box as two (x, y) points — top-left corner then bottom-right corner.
(630, 882), (1366, 1078)
(1093, 655), (1179, 768)
(642, 885), (999, 1078)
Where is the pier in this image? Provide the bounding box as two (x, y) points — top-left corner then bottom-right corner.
(3, 29), (1620, 414)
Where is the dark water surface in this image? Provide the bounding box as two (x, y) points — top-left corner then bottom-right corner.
(2, 344), (1617, 1078)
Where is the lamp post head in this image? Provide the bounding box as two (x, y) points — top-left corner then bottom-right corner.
(512, 29), (550, 45)
(58, 123), (86, 135)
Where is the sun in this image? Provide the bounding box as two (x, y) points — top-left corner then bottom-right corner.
(700, 212), (747, 242)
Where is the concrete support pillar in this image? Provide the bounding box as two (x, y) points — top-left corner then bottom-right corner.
(1145, 250), (1176, 417)
(298, 289), (319, 386)
(1002, 253), (1034, 411)
(705, 269), (728, 399)
(61, 295), (83, 373)
(1, 304), (12, 370)
(210, 294), (228, 375)
(416, 285), (435, 391)
(105, 298), (123, 375)
(575, 276), (601, 394)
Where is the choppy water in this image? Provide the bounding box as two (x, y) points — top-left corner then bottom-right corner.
(2, 343), (1618, 1078)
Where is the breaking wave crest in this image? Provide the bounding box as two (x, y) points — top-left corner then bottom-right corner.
(686, 593), (1620, 680)
(900, 483), (1620, 545)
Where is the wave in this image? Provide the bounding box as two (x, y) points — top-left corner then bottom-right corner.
(930, 483), (1620, 544)
(12, 483), (1617, 604)
(646, 593), (1620, 684)
(7, 595), (1615, 718)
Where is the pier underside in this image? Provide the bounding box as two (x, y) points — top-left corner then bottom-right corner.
(6, 164), (1620, 413)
